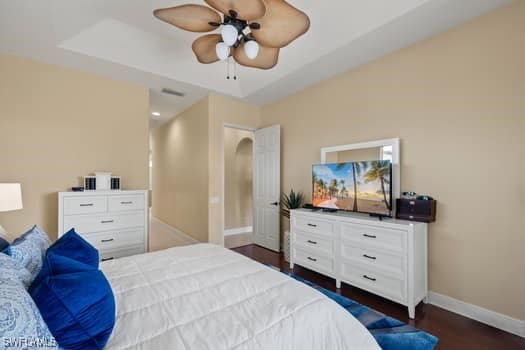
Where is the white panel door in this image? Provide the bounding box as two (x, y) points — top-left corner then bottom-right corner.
(253, 125), (280, 252)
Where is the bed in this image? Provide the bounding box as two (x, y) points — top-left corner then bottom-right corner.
(101, 243), (380, 350)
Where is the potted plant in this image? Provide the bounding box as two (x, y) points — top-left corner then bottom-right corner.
(281, 189), (305, 262)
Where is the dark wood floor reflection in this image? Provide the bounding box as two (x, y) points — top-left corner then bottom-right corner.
(232, 244), (525, 350)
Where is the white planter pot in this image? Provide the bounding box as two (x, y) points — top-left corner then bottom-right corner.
(284, 230), (291, 263)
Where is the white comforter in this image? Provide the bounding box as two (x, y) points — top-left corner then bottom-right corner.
(101, 244), (379, 350)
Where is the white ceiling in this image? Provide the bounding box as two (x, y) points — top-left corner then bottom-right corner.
(0, 0), (511, 124)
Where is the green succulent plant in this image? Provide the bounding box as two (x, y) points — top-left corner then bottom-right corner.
(280, 189), (305, 219)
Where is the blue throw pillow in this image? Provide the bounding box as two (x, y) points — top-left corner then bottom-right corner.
(47, 228), (99, 268)
(8, 225), (51, 283)
(0, 276), (57, 349)
(30, 268), (116, 350)
(30, 251), (96, 292)
(0, 253), (33, 288)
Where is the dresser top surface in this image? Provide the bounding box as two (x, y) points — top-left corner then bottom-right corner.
(291, 208), (426, 227)
(59, 190), (147, 197)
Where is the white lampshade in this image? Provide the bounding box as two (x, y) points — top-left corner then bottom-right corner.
(221, 24), (238, 46)
(215, 42), (230, 61)
(244, 40), (259, 59)
(0, 183), (23, 212)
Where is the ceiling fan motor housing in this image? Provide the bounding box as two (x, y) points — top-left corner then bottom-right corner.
(223, 13), (256, 48)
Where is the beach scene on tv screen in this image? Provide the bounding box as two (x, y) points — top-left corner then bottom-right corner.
(312, 161), (391, 215)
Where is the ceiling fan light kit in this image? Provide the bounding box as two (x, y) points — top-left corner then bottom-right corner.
(154, 0), (310, 72)
(215, 41), (230, 60)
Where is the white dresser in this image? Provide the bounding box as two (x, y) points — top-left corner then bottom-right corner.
(58, 190), (148, 262)
(290, 209), (428, 319)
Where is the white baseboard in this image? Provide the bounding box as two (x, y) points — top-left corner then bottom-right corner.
(428, 291), (525, 338)
(150, 217), (199, 245)
(224, 226), (253, 236)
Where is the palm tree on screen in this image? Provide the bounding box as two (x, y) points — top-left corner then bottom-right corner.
(317, 178), (327, 199)
(363, 160), (392, 210)
(329, 179), (339, 199)
(312, 173), (319, 197)
(351, 162), (364, 211)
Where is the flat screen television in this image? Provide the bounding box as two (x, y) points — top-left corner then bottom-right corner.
(312, 160), (392, 216)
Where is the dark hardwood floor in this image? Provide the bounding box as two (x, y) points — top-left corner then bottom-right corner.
(232, 244), (525, 350)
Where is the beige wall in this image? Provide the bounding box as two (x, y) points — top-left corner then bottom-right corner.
(208, 94), (261, 244)
(0, 54), (149, 241)
(224, 128), (253, 230)
(261, 1), (525, 319)
(151, 97), (209, 242)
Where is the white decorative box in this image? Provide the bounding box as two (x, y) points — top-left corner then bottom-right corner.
(95, 172), (112, 191)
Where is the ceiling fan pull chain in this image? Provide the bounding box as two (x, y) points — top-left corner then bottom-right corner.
(226, 57), (230, 80)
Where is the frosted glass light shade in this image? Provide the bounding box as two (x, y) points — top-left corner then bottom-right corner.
(221, 24), (238, 46)
(244, 40), (259, 59)
(215, 42), (230, 60)
(0, 183), (23, 212)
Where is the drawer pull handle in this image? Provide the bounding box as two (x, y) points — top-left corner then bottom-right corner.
(363, 254), (377, 260)
(101, 220), (114, 224)
(307, 240), (318, 245)
(101, 257), (114, 262)
(79, 203), (94, 207)
(307, 223), (317, 227)
(363, 275), (376, 282)
(120, 201), (133, 205)
(363, 234), (377, 239)
(307, 256), (317, 262)
(101, 238), (114, 243)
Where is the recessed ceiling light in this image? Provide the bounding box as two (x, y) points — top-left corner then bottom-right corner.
(151, 112), (161, 117)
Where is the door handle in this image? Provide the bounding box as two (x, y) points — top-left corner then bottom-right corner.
(101, 238), (114, 243)
(120, 201), (133, 205)
(101, 220), (114, 224)
(270, 202), (279, 206)
(363, 254), (377, 260)
(307, 256), (317, 262)
(101, 257), (114, 262)
(79, 203), (94, 207)
(307, 240), (318, 245)
(363, 234), (377, 239)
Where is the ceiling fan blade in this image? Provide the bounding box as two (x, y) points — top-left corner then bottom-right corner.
(233, 44), (279, 70)
(192, 34), (223, 64)
(154, 5), (221, 33)
(251, 0), (310, 48)
(204, 0), (266, 21)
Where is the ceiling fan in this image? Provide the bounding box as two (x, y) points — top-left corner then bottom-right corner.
(153, 0), (310, 70)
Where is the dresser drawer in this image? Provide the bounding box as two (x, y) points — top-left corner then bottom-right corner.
(294, 230), (333, 256)
(100, 245), (146, 262)
(294, 215), (335, 237)
(294, 247), (333, 275)
(340, 242), (405, 278)
(83, 229), (145, 251)
(108, 195), (145, 212)
(340, 261), (406, 303)
(341, 223), (406, 253)
(63, 196), (107, 215)
(63, 211), (145, 234)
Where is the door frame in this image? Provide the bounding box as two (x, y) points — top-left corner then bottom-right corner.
(221, 123), (257, 247)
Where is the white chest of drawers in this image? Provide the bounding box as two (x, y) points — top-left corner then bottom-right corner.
(290, 209), (428, 319)
(58, 190), (148, 262)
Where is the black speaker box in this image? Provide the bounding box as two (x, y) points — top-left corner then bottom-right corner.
(396, 198), (436, 223)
